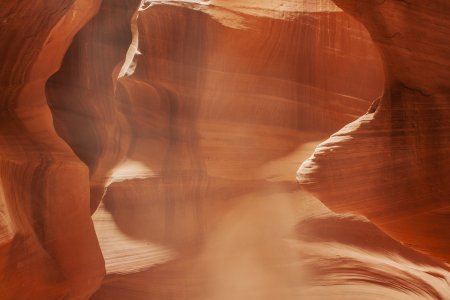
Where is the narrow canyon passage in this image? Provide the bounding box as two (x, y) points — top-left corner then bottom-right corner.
(86, 2), (448, 300)
(1, 0), (450, 299)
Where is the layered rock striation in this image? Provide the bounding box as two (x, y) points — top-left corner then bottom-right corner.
(0, 1), (103, 299)
(1, 0), (450, 299)
(298, 0), (450, 262)
(99, 4), (384, 248)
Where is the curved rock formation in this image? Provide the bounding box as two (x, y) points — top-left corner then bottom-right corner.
(95, 191), (450, 300)
(0, 1), (103, 299)
(92, 3), (449, 300)
(46, 0), (142, 212)
(2, 0), (450, 299)
(298, 0), (450, 262)
(96, 4), (384, 250)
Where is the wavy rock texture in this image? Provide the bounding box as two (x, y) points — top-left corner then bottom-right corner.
(52, 3), (446, 300)
(2, 0), (450, 299)
(93, 5), (384, 251)
(139, 0), (341, 28)
(47, 0), (142, 212)
(298, 0), (450, 263)
(0, 0), (103, 299)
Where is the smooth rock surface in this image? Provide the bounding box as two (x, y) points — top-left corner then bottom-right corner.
(1, 0), (450, 299)
(0, 1), (104, 299)
(298, 0), (450, 263)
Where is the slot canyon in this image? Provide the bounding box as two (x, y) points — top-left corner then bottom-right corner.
(1, 0), (449, 299)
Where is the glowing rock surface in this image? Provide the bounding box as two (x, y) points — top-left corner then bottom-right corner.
(0, 0), (449, 299)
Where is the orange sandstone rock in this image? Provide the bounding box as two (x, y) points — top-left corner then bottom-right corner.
(298, 0), (450, 262)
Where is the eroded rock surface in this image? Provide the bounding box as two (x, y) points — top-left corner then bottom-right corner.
(96, 5), (383, 250)
(298, 0), (450, 262)
(0, 1), (103, 299)
(1, 0), (450, 299)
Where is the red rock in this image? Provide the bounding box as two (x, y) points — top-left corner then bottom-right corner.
(0, 1), (104, 299)
(298, 0), (450, 262)
(2, 0), (450, 299)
